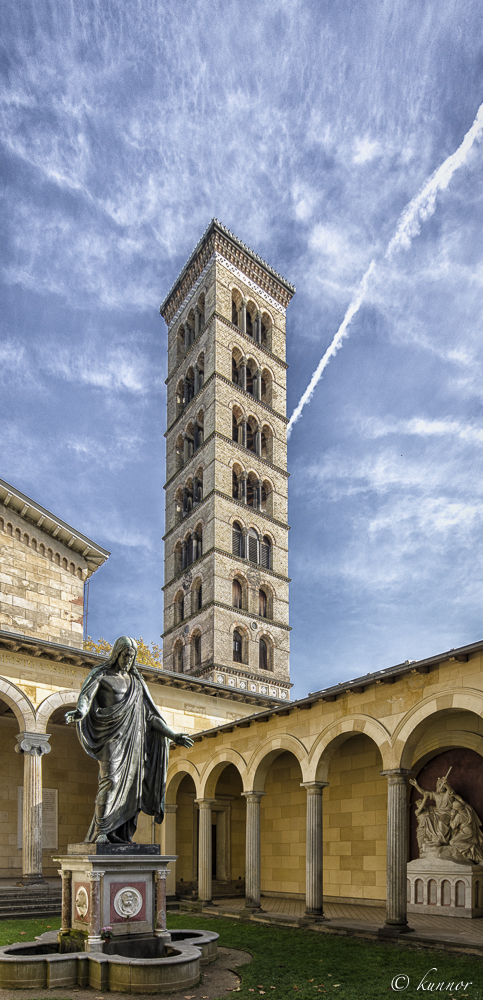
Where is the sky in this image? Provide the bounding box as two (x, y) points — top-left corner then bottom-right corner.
(2, 0), (483, 700)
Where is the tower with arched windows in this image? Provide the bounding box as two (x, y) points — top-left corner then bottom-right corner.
(160, 220), (294, 701)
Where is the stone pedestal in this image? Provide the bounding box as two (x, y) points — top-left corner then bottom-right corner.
(407, 858), (483, 918)
(54, 844), (176, 952)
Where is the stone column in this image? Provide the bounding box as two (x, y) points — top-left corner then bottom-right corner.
(196, 799), (214, 905)
(255, 427), (262, 457)
(242, 791), (265, 910)
(255, 479), (263, 510)
(379, 769), (413, 936)
(301, 781), (329, 919)
(163, 804), (178, 897)
(183, 434), (190, 465)
(240, 418), (247, 449)
(155, 868), (171, 942)
(86, 870), (104, 951)
(195, 307), (201, 337)
(255, 368), (262, 399)
(256, 311), (262, 344)
(182, 539), (188, 569)
(241, 527), (249, 559)
(241, 300), (247, 335)
(15, 732), (51, 885)
(240, 472), (248, 505)
(58, 869), (72, 934)
(194, 364), (200, 395)
(239, 358), (247, 392)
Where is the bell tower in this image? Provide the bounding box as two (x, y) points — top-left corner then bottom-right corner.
(160, 220), (294, 702)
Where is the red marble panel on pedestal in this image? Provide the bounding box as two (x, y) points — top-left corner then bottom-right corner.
(110, 881), (147, 924)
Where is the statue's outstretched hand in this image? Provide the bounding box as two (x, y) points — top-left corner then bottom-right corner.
(173, 733), (194, 749)
(65, 709), (84, 725)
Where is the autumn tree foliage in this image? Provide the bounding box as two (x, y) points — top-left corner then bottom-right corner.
(84, 636), (163, 669)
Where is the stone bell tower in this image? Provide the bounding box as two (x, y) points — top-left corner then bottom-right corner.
(160, 220), (294, 702)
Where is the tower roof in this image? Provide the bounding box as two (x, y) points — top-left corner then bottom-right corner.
(160, 219), (295, 325)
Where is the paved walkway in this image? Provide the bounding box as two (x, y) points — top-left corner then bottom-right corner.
(204, 895), (483, 955)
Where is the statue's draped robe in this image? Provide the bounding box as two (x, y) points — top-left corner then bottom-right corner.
(76, 666), (168, 843)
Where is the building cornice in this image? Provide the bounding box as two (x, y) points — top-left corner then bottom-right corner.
(160, 220), (295, 325)
(0, 479), (110, 573)
(166, 311), (289, 385)
(163, 546), (291, 592)
(182, 659), (291, 693)
(0, 630), (283, 711)
(163, 488), (289, 543)
(174, 638), (483, 745)
(165, 370), (289, 441)
(162, 599), (291, 640)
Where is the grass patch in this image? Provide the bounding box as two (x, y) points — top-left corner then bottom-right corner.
(0, 916), (60, 946)
(167, 913), (481, 1000)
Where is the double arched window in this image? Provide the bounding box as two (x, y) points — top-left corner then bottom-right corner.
(232, 523), (271, 568)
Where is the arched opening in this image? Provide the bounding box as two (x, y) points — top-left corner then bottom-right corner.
(260, 312), (272, 351)
(191, 632), (202, 669)
(259, 588), (268, 618)
(174, 773), (197, 894)
(192, 578), (203, 612)
(173, 640), (183, 673)
(176, 380), (184, 416)
(177, 326), (185, 362)
(231, 289), (242, 328)
(232, 578), (243, 609)
(212, 764), (245, 885)
(261, 535), (271, 569)
(232, 521), (244, 558)
(233, 629), (243, 663)
(174, 590), (185, 625)
(248, 528), (259, 564)
(260, 751), (305, 899)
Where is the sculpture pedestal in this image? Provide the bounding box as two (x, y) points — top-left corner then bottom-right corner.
(54, 844), (176, 951)
(407, 857), (483, 918)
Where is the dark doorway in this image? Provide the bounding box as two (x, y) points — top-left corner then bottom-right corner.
(211, 823), (217, 877)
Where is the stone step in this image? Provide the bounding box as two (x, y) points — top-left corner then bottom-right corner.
(0, 887), (62, 919)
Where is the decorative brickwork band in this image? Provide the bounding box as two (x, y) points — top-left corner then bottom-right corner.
(380, 769), (414, 936)
(301, 782), (329, 919)
(242, 791), (265, 910)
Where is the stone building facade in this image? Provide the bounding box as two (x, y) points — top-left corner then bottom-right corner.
(0, 478), (109, 648)
(160, 220), (294, 702)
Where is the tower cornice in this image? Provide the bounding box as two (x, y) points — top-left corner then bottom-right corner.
(159, 219), (296, 325)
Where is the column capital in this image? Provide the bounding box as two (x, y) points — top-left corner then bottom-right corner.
(242, 791), (265, 802)
(380, 769), (414, 782)
(57, 869), (72, 880)
(195, 798), (215, 809)
(157, 868), (170, 880)
(301, 781), (329, 793)
(86, 870), (105, 882)
(15, 732), (51, 756)
(164, 803), (178, 814)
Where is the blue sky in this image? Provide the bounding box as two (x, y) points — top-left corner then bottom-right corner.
(2, 0), (483, 699)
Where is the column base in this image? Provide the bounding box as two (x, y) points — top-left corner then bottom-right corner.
(87, 936), (103, 952)
(241, 904), (263, 914)
(154, 930), (172, 943)
(378, 923), (414, 938)
(302, 911), (328, 924)
(16, 874), (48, 887)
(199, 899), (215, 907)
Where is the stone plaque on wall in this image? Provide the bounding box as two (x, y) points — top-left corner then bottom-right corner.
(17, 787), (58, 850)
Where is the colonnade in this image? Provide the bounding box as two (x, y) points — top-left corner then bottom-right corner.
(170, 768), (414, 933)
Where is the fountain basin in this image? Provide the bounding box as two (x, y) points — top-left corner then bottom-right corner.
(0, 929), (218, 993)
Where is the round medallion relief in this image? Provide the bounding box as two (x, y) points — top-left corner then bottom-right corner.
(114, 886), (143, 919)
(75, 886), (89, 918)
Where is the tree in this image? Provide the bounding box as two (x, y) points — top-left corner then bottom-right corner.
(84, 636), (163, 669)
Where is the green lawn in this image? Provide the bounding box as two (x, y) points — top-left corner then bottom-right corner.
(0, 914), (480, 1000)
(167, 913), (481, 1000)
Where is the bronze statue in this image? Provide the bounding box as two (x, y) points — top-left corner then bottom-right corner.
(66, 636), (193, 844)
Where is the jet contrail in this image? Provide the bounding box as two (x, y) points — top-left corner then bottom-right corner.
(287, 101), (483, 438)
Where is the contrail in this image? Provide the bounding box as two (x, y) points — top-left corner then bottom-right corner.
(287, 101), (483, 438)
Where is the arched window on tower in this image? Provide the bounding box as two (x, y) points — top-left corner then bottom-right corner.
(259, 588), (267, 618)
(261, 535), (271, 569)
(259, 638), (269, 671)
(232, 522), (243, 558)
(192, 633), (202, 667)
(233, 579), (243, 609)
(173, 641), (183, 673)
(233, 629), (243, 663)
(248, 528), (259, 563)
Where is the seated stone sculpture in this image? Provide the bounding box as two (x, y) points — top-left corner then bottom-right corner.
(410, 769), (483, 864)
